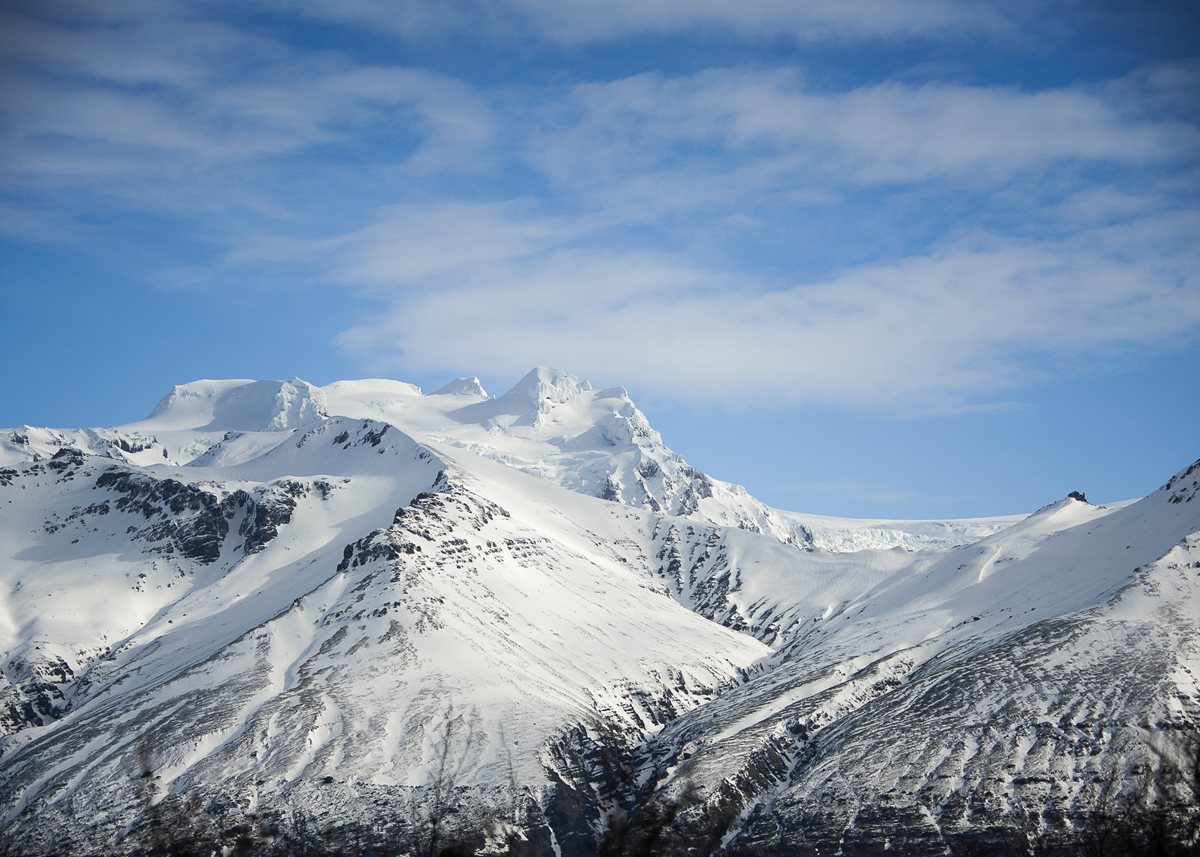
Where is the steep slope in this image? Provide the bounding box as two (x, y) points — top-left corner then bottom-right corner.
(0, 404), (775, 854)
(636, 461), (1200, 854)
(0, 417), (442, 739)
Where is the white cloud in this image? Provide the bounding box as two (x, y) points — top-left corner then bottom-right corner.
(503, 0), (1009, 42)
(265, 0), (1008, 43)
(1051, 188), (1162, 224)
(230, 201), (571, 284)
(312, 201), (1200, 410)
(3, 13), (1189, 214)
(1, 68), (490, 177)
(0, 11), (282, 88)
(0, 4), (495, 194)
(532, 70), (1199, 199)
(0, 9), (498, 248)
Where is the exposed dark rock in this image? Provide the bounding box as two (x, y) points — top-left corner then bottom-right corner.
(652, 523), (760, 640)
(90, 469), (329, 562)
(0, 654), (75, 737)
(238, 482), (303, 555)
(1165, 460), (1200, 505)
(600, 476), (622, 502)
(113, 435), (157, 454)
(95, 468), (229, 563)
(46, 447), (85, 476)
(360, 424), (388, 447)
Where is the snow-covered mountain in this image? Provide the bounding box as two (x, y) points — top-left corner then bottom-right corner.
(640, 473), (1200, 853)
(1, 371), (1017, 555)
(0, 370), (1195, 856)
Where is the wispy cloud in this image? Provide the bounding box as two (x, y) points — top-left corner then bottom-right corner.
(530, 69), (1198, 204)
(265, 0), (1010, 43)
(2, 1), (1198, 414)
(0, 4), (494, 222)
(0, 7), (281, 88)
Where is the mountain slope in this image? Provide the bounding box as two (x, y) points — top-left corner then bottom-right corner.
(637, 462), (1200, 854)
(0, 371), (1195, 856)
(0, 399), (775, 853)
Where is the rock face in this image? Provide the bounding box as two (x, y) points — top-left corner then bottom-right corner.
(93, 467), (232, 563)
(0, 371), (1196, 856)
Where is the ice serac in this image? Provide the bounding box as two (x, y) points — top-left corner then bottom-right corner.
(144, 378), (328, 432)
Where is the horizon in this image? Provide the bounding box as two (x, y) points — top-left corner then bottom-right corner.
(1, 0), (1198, 519)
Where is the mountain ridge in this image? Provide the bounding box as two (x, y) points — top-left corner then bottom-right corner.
(0, 370), (1195, 855)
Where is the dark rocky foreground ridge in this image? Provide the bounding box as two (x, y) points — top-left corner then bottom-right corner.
(0, 376), (1197, 856)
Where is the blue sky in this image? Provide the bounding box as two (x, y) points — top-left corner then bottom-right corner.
(1, 0), (1197, 518)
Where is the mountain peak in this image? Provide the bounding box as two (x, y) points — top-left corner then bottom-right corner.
(431, 376), (489, 398)
(504, 366), (591, 404)
(447, 367), (598, 430)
